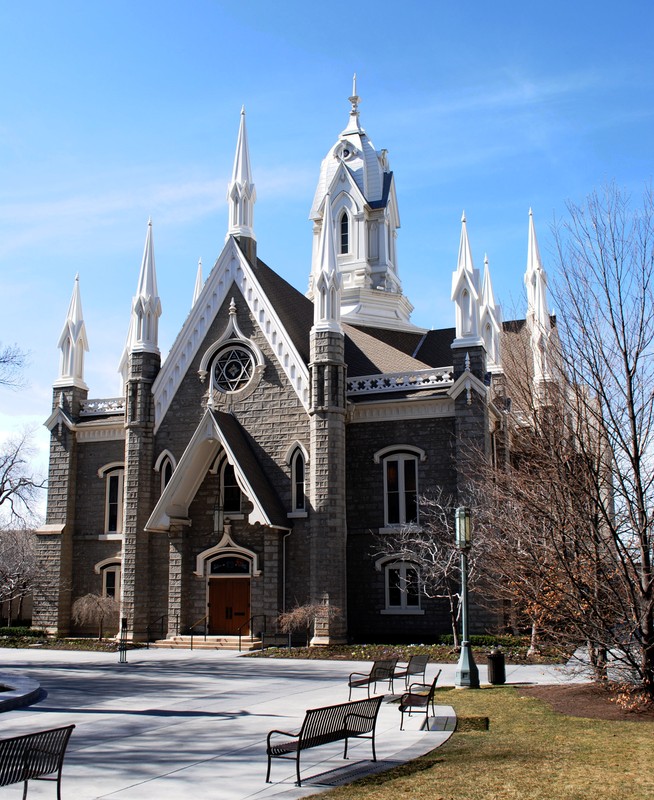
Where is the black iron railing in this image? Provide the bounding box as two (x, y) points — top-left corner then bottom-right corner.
(238, 614), (266, 652)
(189, 615), (208, 651)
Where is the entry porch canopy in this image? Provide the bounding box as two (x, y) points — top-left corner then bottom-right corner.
(145, 408), (290, 533)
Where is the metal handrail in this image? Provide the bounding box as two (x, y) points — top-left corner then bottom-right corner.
(188, 614), (208, 651)
(238, 614), (266, 652)
(145, 614), (178, 648)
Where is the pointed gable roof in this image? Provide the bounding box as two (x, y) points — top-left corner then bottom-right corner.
(152, 236), (312, 431)
(146, 408), (288, 532)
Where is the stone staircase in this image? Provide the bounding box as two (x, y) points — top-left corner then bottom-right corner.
(149, 634), (263, 651)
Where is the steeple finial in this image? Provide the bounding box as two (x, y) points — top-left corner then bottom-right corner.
(313, 194), (341, 333)
(55, 274), (89, 389)
(524, 209), (552, 385)
(451, 212), (483, 348)
(342, 73), (364, 135)
(193, 258), (203, 306)
(480, 254), (502, 370)
(119, 219), (162, 385)
(227, 106), (256, 242)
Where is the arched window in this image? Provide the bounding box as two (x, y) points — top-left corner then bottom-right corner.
(383, 453), (418, 526)
(98, 463), (125, 534)
(374, 446), (425, 529)
(154, 451), (176, 495)
(291, 449), (306, 512)
(339, 211), (349, 255)
(95, 558), (122, 599)
(221, 461), (242, 514)
(162, 458), (173, 489)
(385, 561), (421, 611)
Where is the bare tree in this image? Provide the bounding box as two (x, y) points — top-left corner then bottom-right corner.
(374, 489), (485, 647)
(0, 527), (36, 625)
(71, 593), (120, 640)
(475, 185), (654, 691)
(0, 431), (47, 526)
(0, 343), (26, 389)
(551, 184), (654, 691)
(277, 602), (341, 647)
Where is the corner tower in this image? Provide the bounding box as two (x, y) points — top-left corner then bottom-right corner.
(309, 77), (420, 331)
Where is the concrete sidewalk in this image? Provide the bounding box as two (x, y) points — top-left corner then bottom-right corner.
(0, 648), (579, 800)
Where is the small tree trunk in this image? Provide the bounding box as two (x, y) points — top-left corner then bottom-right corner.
(527, 620), (540, 656)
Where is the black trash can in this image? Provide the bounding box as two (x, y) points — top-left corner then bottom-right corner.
(487, 648), (506, 685)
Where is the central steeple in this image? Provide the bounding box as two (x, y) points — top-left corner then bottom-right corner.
(308, 78), (422, 332)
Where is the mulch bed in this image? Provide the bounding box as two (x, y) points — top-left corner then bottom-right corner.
(518, 683), (654, 723)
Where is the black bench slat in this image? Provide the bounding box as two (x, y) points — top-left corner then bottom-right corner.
(348, 658), (398, 699)
(266, 696), (383, 786)
(0, 725), (75, 799)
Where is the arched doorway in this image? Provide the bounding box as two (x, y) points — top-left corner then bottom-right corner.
(208, 555), (251, 635)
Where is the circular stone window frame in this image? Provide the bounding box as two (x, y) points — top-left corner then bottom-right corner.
(198, 299), (266, 403)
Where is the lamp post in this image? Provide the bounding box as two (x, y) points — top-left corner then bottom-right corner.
(454, 506), (480, 688)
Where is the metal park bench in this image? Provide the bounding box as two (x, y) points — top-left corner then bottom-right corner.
(398, 670), (442, 730)
(348, 657), (398, 699)
(393, 654), (429, 689)
(266, 695), (383, 786)
(0, 724), (75, 799)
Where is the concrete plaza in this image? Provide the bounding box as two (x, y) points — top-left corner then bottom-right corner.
(0, 648), (578, 800)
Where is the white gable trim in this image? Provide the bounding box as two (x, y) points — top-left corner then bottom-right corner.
(145, 409), (287, 532)
(194, 529), (262, 577)
(152, 237), (310, 433)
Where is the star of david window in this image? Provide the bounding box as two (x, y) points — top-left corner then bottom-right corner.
(212, 345), (255, 393)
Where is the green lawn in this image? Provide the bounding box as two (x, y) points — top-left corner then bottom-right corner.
(308, 686), (653, 800)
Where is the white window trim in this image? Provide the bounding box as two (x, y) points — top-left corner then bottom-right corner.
(375, 557), (424, 615)
(381, 453), (419, 529)
(94, 558), (121, 600)
(290, 448), (306, 514)
(98, 464), (124, 534)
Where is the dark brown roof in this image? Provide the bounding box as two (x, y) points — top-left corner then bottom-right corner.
(343, 323), (432, 376)
(211, 409), (289, 530)
(252, 256), (313, 363)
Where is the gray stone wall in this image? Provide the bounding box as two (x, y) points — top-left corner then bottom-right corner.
(153, 286), (312, 634)
(345, 414), (458, 641)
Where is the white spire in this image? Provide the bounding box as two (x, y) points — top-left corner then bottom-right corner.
(342, 72), (364, 135)
(313, 195), (341, 333)
(193, 258), (203, 306)
(227, 106), (256, 241)
(118, 219), (162, 385)
(525, 209), (552, 384)
(55, 274), (89, 389)
(451, 212), (483, 347)
(480, 254), (502, 371)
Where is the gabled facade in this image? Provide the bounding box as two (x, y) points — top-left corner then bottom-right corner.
(34, 88), (555, 644)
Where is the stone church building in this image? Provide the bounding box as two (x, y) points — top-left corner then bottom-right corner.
(34, 85), (553, 645)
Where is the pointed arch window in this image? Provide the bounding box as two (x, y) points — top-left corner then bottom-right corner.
(339, 211), (349, 255)
(291, 449), (306, 512)
(221, 460), (242, 515)
(98, 463), (125, 535)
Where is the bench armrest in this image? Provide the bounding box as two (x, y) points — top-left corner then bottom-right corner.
(266, 728), (300, 745)
(407, 682), (430, 693)
(348, 671), (368, 682)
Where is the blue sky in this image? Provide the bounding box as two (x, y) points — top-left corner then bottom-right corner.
(1, 1), (653, 501)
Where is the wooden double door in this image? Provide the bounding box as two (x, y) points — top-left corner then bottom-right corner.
(208, 578), (250, 635)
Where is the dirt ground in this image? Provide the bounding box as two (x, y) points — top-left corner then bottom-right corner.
(518, 683), (654, 722)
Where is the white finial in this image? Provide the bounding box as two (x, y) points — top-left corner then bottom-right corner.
(313, 194), (341, 333)
(193, 258), (203, 306)
(480, 254), (502, 370)
(461, 210), (466, 223)
(119, 219), (162, 381)
(227, 107), (257, 241)
(525, 209), (552, 385)
(55, 274), (89, 389)
(229, 297), (237, 316)
(451, 212), (483, 348)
